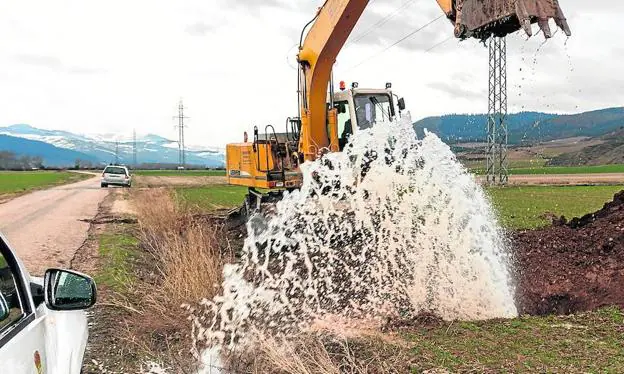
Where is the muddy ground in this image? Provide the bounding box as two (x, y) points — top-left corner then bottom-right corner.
(514, 190), (624, 315)
(71, 187), (624, 372)
(224, 189), (624, 318)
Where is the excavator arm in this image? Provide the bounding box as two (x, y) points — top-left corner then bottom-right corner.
(296, 0), (571, 161)
(297, 1), (370, 161)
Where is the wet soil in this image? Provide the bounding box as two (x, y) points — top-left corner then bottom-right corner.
(223, 191), (624, 318)
(514, 190), (624, 315)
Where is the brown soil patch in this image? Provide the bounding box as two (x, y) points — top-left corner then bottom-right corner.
(508, 173), (624, 186)
(514, 190), (624, 315)
(110, 189), (137, 215)
(134, 175), (226, 188)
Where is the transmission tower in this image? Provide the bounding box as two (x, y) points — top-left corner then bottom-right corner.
(486, 36), (508, 185)
(133, 129), (137, 168)
(114, 141), (120, 165)
(174, 99), (189, 168)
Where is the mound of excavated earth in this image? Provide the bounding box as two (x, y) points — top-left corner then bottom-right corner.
(514, 190), (624, 315)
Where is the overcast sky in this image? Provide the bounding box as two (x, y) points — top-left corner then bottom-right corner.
(0, 0), (622, 147)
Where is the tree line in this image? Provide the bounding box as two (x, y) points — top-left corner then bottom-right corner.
(0, 151), (44, 170)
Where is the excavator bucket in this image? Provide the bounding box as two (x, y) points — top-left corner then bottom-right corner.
(448, 0), (571, 40)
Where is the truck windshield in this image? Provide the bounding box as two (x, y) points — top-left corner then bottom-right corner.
(104, 167), (126, 175)
(354, 94), (392, 130)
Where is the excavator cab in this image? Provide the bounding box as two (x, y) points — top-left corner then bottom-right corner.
(333, 84), (403, 151)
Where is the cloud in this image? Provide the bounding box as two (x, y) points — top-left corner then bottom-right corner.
(214, 0), (285, 10)
(186, 22), (215, 36)
(0, 0), (621, 149)
(13, 54), (106, 75)
(427, 81), (485, 100)
(67, 67), (108, 75)
(14, 54), (63, 70)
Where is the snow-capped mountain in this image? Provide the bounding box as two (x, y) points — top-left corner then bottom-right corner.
(0, 124), (224, 167)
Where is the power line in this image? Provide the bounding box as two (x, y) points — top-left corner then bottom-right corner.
(424, 35), (454, 52)
(346, 0), (419, 47)
(346, 15), (444, 71)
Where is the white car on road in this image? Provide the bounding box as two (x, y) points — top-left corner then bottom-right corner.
(0, 234), (96, 373)
(101, 165), (132, 188)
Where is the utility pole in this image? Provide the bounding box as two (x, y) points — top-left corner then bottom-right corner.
(486, 36), (508, 185)
(133, 129), (137, 168)
(115, 141), (120, 165)
(174, 99), (189, 168)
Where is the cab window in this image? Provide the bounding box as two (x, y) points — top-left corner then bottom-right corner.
(354, 94), (392, 130)
(0, 252), (24, 332)
(335, 101), (352, 150)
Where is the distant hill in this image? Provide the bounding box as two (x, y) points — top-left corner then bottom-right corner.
(414, 107), (624, 145)
(0, 134), (98, 167)
(0, 124), (224, 167)
(547, 128), (624, 166)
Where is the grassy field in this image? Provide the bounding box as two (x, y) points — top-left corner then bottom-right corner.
(123, 184), (624, 372)
(507, 164), (624, 175)
(400, 307), (624, 372)
(133, 170), (225, 177)
(174, 184), (624, 230)
(472, 164), (624, 175)
(176, 185), (247, 211)
(0, 171), (90, 196)
(95, 230), (139, 293)
(487, 185), (624, 229)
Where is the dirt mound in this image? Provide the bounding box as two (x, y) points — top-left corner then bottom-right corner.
(514, 190), (624, 315)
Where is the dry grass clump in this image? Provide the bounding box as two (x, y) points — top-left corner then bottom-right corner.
(223, 333), (410, 374)
(132, 188), (233, 327)
(124, 189), (409, 373)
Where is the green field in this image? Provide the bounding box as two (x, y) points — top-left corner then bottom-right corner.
(176, 185), (247, 211)
(175, 184), (624, 230)
(508, 164), (624, 175)
(96, 230), (139, 293)
(487, 185), (624, 229)
(472, 164), (624, 175)
(401, 307), (624, 372)
(0, 171), (90, 196)
(133, 170), (225, 177)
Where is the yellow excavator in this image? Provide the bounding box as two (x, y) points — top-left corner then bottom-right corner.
(226, 0), (570, 212)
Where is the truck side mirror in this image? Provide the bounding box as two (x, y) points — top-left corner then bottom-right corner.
(398, 98), (406, 111)
(0, 293), (9, 322)
(336, 103), (346, 114)
(44, 269), (97, 311)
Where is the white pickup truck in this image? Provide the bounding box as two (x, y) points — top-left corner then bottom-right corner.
(0, 233), (96, 373)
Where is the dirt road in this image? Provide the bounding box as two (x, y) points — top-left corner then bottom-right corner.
(0, 175), (109, 275)
(478, 173), (624, 186)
